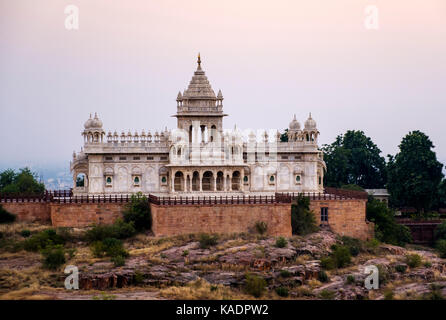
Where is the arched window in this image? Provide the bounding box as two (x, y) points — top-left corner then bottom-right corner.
(269, 175), (275, 183)
(106, 177), (112, 185)
(76, 173), (86, 187)
(295, 175), (301, 183)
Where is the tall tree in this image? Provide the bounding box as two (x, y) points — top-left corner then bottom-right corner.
(0, 168), (45, 195)
(322, 130), (387, 188)
(387, 131), (444, 213)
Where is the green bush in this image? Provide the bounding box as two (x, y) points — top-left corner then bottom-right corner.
(436, 239), (446, 258)
(341, 236), (362, 256)
(24, 229), (65, 252)
(275, 237), (287, 248)
(199, 233), (218, 249)
(85, 219), (136, 242)
(90, 238), (129, 260)
(366, 198), (412, 246)
(134, 271), (144, 285)
(41, 245), (66, 270)
(182, 250), (189, 257)
(346, 275), (355, 285)
(384, 289), (394, 300)
(291, 195), (318, 235)
(275, 286), (289, 297)
(20, 229), (31, 238)
(318, 270), (329, 283)
(255, 221), (268, 235)
(320, 257), (335, 270)
(279, 270), (292, 278)
(244, 274), (267, 298)
(405, 254), (422, 268)
(435, 222), (446, 240)
(111, 255), (126, 267)
(123, 192), (152, 231)
(331, 245), (352, 268)
(377, 264), (389, 285)
(422, 284), (444, 300)
(395, 264), (407, 273)
(0, 205), (16, 224)
(319, 289), (335, 300)
(365, 238), (380, 253)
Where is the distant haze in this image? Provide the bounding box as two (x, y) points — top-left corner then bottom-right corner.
(1, 0), (445, 175)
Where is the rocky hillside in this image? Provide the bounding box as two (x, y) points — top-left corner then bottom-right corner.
(1, 222), (446, 300)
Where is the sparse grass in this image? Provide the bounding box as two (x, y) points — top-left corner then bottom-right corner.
(160, 278), (249, 300)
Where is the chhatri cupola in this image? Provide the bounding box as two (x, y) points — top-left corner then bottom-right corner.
(174, 54), (227, 142)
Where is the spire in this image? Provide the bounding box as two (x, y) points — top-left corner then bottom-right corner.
(197, 52), (202, 70)
(182, 53), (216, 99)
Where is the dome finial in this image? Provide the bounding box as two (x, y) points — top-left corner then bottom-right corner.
(197, 52), (201, 69)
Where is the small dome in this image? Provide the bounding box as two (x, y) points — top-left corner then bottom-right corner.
(289, 114), (301, 130)
(85, 113), (103, 129)
(91, 113), (103, 128)
(304, 113), (317, 130)
(84, 114), (94, 129)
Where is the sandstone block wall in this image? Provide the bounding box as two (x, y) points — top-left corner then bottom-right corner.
(309, 199), (374, 241)
(50, 203), (124, 227)
(151, 203), (292, 237)
(1, 202), (51, 223)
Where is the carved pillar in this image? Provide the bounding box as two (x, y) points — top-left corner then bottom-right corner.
(213, 171), (217, 192)
(171, 171), (175, 193)
(199, 170), (203, 192)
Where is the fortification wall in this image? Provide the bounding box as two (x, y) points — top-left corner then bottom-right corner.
(150, 203), (292, 237)
(2, 202), (51, 223)
(50, 203), (124, 227)
(2, 198), (372, 241)
(309, 199), (374, 241)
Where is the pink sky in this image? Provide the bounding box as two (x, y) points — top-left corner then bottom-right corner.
(0, 0), (445, 167)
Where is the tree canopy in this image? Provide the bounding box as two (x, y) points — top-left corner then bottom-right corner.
(387, 131), (444, 212)
(322, 130), (387, 189)
(0, 168), (45, 195)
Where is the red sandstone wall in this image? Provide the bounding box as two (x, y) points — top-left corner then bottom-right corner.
(2, 202), (51, 223)
(309, 199), (374, 241)
(151, 203), (292, 237)
(3, 199), (372, 241)
(50, 203), (124, 227)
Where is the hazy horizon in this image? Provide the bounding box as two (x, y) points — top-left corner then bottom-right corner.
(1, 0), (445, 176)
